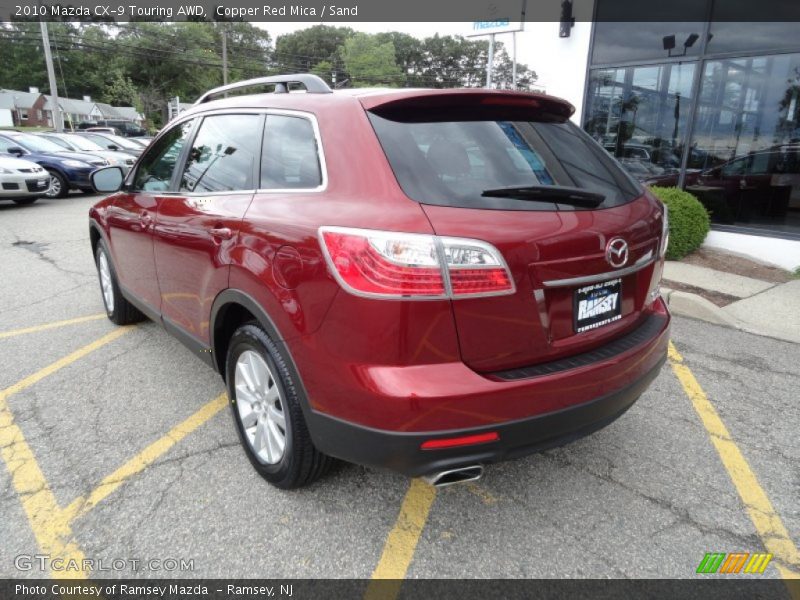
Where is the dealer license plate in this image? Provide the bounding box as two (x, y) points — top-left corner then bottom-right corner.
(574, 278), (622, 333)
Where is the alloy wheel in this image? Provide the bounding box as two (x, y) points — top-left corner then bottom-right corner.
(234, 350), (287, 464)
(98, 251), (114, 312)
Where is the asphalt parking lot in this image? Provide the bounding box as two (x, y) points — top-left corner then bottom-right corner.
(0, 194), (798, 583)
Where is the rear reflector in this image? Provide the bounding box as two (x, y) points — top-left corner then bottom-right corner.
(421, 432), (500, 450)
(319, 227), (515, 300)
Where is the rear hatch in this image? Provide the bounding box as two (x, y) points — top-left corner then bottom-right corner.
(364, 91), (665, 372)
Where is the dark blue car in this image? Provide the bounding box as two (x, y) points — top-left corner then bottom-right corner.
(0, 131), (109, 198)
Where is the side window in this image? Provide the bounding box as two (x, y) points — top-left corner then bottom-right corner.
(721, 157), (746, 177)
(0, 136), (16, 152)
(747, 153), (770, 175)
(260, 114), (322, 189)
(133, 121), (193, 192)
(179, 114), (260, 193)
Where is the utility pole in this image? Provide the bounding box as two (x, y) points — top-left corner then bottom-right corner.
(39, 21), (63, 132)
(222, 29), (228, 86)
(512, 32), (517, 89)
(486, 33), (495, 89)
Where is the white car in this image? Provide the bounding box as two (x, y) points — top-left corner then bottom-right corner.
(0, 155), (50, 205)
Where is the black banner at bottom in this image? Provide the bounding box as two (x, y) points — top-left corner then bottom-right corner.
(2, 579), (799, 600)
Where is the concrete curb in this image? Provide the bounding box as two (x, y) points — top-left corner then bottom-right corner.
(660, 287), (741, 328)
(660, 287), (799, 344)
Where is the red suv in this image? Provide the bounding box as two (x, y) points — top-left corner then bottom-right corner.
(89, 75), (670, 489)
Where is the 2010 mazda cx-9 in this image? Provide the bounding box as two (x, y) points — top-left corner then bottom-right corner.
(88, 74), (670, 489)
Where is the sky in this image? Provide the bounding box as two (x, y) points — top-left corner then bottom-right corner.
(254, 22), (468, 40)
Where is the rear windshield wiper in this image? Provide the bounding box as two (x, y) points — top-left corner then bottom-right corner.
(481, 185), (605, 208)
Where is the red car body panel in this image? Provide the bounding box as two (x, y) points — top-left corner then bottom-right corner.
(89, 85), (670, 477)
(105, 191), (161, 310)
(421, 192), (663, 371)
(153, 192), (252, 341)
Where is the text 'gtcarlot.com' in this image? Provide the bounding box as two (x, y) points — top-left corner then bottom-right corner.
(14, 554), (194, 572)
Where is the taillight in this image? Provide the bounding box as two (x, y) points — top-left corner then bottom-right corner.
(318, 227), (515, 300)
(441, 237), (514, 297)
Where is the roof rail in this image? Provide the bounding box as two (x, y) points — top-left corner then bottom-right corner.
(194, 74), (332, 105)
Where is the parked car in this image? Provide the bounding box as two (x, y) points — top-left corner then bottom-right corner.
(126, 137), (153, 149)
(0, 154), (50, 204)
(0, 131), (109, 198)
(86, 126), (123, 136)
(37, 133), (137, 174)
(88, 75), (670, 489)
(78, 120), (147, 137)
(645, 145), (800, 222)
(76, 132), (144, 157)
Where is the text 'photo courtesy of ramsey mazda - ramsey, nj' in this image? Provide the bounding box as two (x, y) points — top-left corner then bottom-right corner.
(88, 74), (670, 490)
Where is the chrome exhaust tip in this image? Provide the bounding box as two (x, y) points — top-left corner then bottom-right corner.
(422, 465), (484, 488)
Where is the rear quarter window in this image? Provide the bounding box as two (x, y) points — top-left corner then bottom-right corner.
(368, 113), (641, 211)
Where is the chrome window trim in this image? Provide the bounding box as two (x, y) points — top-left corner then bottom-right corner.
(256, 109), (328, 194)
(132, 107), (327, 195)
(541, 250), (654, 288)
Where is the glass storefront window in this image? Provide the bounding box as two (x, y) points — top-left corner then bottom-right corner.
(707, 23), (800, 55)
(592, 23), (706, 65)
(584, 63), (696, 181)
(683, 52), (800, 234)
(592, 0), (710, 64)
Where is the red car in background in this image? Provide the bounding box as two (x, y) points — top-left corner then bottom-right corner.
(645, 146), (800, 224)
(88, 75), (670, 489)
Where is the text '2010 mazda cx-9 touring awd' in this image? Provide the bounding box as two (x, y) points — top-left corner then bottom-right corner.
(89, 74), (670, 489)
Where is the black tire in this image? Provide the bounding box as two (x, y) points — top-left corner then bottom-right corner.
(45, 170), (68, 199)
(12, 197), (38, 205)
(94, 240), (145, 325)
(225, 323), (330, 489)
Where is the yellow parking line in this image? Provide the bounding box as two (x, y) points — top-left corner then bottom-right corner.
(669, 342), (800, 581)
(364, 479), (437, 600)
(0, 314), (107, 340)
(63, 393), (227, 523)
(0, 326), (133, 579)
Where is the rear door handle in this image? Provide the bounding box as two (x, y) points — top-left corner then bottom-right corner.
(139, 211), (152, 229)
(209, 227), (233, 240)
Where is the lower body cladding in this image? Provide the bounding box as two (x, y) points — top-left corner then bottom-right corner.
(303, 307), (670, 481)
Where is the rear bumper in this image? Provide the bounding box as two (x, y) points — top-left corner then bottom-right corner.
(308, 352), (666, 477)
(305, 302), (670, 476)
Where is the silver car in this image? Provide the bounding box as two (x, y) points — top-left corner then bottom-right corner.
(38, 133), (137, 174)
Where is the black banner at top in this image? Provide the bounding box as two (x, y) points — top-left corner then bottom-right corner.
(3, 0), (800, 23)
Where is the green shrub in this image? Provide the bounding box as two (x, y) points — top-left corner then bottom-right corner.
(649, 186), (710, 260)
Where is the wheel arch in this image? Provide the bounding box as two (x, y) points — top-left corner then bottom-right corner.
(211, 289), (288, 375)
(210, 288), (316, 421)
(88, 217), (111, 256)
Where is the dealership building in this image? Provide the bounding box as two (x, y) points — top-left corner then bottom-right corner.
(518, 0), (800, 269)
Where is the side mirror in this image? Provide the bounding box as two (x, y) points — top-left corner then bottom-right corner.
(108, 144), (119, 151)
(7, 146), (25, 156)
(91, 166), (125, 193)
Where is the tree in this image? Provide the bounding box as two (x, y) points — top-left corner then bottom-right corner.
(274, 25), (353, 75)
(340, 33), (402, 87)
(102, 71), (139, 107)
(310, 60), (334, 86)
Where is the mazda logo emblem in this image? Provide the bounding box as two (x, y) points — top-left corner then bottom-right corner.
(606, 238), (629, 268)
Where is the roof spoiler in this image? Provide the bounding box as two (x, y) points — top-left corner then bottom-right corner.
(195, 74), (332, 105)
(360, 90), (575, 123)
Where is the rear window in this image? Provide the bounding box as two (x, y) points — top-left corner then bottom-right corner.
(368, 114), (641, 210)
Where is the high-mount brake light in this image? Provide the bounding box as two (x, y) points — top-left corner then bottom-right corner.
(318, 227), (515, 300)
